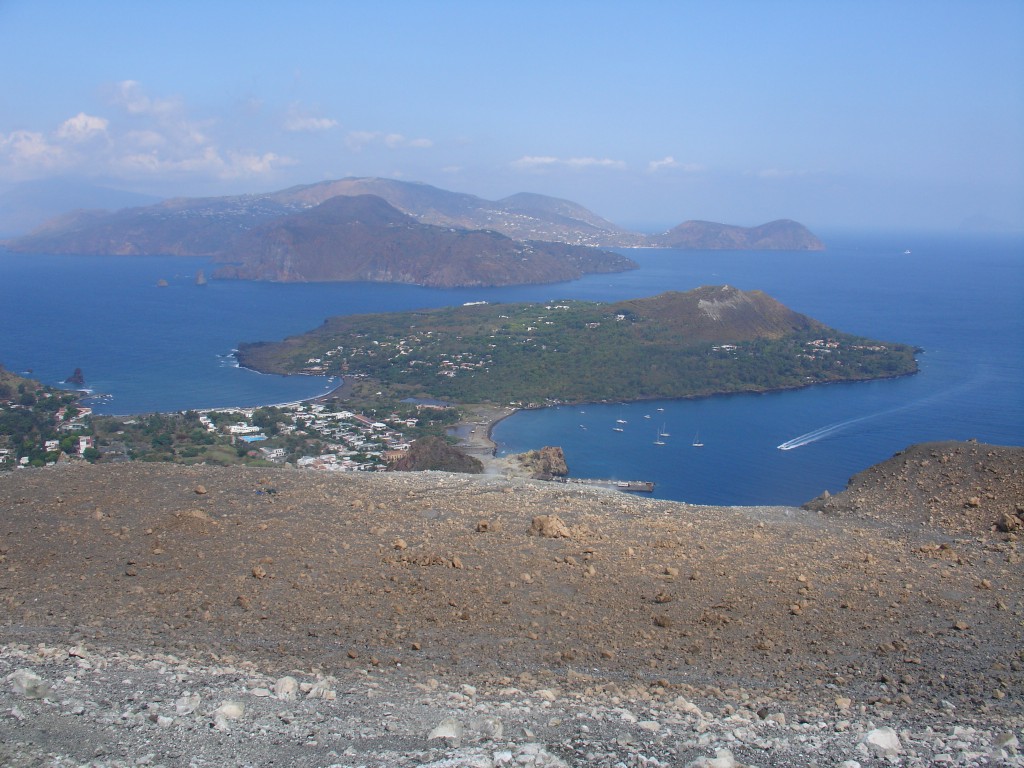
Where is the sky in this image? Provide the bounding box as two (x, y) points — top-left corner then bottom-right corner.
(1, 0), (1022, 233)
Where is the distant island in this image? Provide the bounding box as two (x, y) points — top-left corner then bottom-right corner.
(211, 194), (637, 288)
(237, 286), (917, 406)
(648, 218), (824, 250)
(1, 178), (825, 288)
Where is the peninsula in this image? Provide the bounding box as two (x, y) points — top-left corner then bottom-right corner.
(236, 285), (917, 406)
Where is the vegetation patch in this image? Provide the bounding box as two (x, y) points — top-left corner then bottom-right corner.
(237, 287), (918, 407)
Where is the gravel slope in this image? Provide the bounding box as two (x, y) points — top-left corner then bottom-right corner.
(1, 444), (1022, 766)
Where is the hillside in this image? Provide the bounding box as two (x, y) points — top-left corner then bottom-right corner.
(265, 177), (644, 247)
(650, 219), (825, 250)
(236, 286), (918, 404)
(4, 192), (301, 256)
(0, 178), (162, 238)
(0, 446), (1021, 766)
(1, 178), (827, 268)
(805, 440), (1024, 533)
(212, 194), (637, 287)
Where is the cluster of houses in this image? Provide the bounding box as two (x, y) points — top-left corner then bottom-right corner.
(199, 403), (416, 471)
(0, 404), (95, 468)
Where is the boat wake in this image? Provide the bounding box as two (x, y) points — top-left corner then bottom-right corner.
(776, 414), (877, 450)
(777, 371), (988, 451)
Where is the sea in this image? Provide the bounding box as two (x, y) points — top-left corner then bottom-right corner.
(1, 231), (1021, 506)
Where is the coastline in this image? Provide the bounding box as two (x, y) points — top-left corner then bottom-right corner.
(448, 403), (521, 477)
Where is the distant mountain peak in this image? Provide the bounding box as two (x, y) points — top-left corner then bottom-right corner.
(650, 219), (825, 251)
(1, 177), (826, 269)
(212, 193), (638, 287)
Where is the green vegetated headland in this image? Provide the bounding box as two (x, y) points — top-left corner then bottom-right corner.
(237, 286), (919, 406)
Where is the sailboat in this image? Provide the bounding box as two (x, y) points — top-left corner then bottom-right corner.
(659, 424), (670, 438)
(654, 427), (666, 446)
(691, 430), (704, 447)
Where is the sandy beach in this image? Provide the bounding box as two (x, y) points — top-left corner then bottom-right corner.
(448, 403), (522, 476)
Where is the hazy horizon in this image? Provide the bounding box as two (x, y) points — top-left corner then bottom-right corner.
(1, 1), (1022, 234)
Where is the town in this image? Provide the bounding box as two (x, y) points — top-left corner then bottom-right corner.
(0, 366), (459, 472)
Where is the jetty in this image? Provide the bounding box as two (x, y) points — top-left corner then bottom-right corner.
(566, 478), (655, 493)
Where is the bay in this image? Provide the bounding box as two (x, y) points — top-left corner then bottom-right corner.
(1, 231), (1021, 505)
(493, 232), (1024, 504)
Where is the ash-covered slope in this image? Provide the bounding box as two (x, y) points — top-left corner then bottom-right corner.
(0, 446), (1021, 765)
(805, 440), (1024, 533)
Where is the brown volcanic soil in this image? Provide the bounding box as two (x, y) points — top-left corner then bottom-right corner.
(2, 446), (1022, 718)
(806, 440), (1024, 533)
(0, 450), (1019, 708)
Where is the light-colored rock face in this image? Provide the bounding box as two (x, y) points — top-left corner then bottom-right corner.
(697, 287), (748, 321)
(0, 454), (1021, 765)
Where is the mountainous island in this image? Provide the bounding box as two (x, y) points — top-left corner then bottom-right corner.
(648, 218), (825, 250)
(212, 194), (636, 287)
(237, 285), (917, 405)
(1, 177), (825, 288)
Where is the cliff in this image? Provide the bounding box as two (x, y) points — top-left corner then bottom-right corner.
(511, 445), (569, 479)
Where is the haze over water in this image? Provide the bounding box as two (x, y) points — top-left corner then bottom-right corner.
(1, 231), (1021, 505)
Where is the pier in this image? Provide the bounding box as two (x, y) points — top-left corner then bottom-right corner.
(566, 478), (655, 493)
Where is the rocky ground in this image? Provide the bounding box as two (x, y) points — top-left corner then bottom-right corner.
(1, 440), (1022, 767)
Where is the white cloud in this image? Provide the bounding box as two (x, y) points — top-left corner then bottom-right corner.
(124, 129), (167, 149)
(566, 157), (626, 169)
(112, 80), (179, 117)
(224, 150), (293, 177)
(346, 130), (433, 151)
(115, 146), (293, 179)
(648, 155), (678, 172)
(1, 81), (298, 187)
(647, 156), (704, 173)
(512, 155), (626, 172)
(56, 113), (109, 142)
(283, 104), (338, 133)
(0, 129), (65, 169)
(511, 155), (559, 170)
(285, 115), (338, 132)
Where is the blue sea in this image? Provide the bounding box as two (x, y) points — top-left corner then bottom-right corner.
(1, 231), (1021, 505)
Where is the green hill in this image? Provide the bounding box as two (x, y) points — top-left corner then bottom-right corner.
(237, 286), (918, 405)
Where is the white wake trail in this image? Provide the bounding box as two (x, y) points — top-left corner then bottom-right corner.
(776, 368), (991, 451)
(776, 414), (876, 450)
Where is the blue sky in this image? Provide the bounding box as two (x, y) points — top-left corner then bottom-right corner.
(1, 0), (1021, 231)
